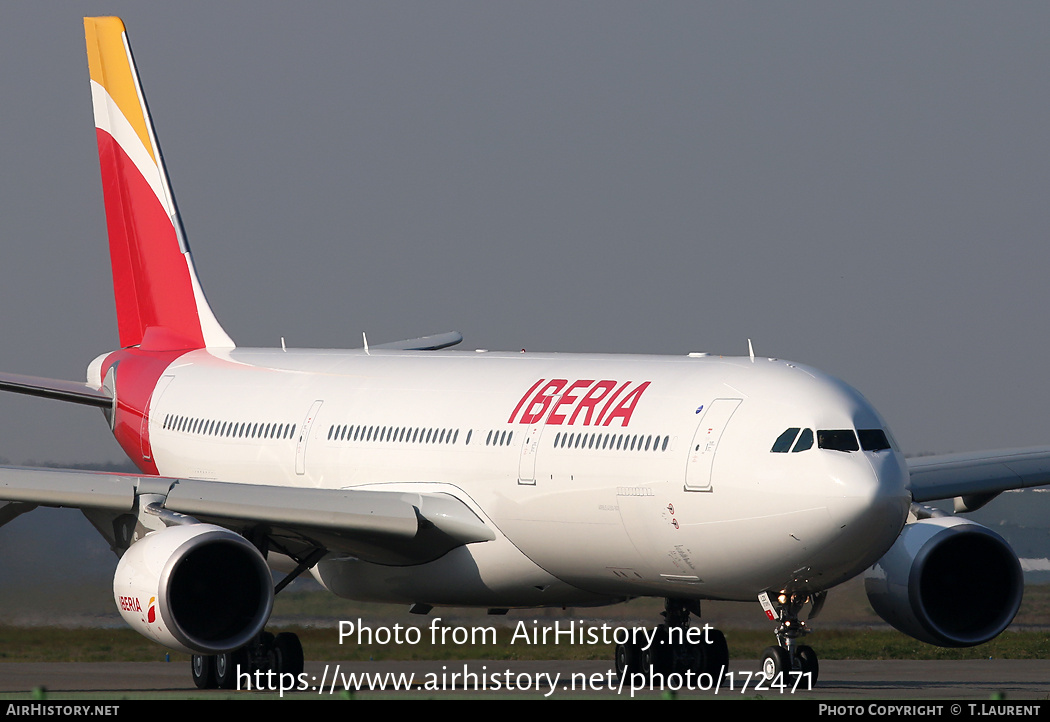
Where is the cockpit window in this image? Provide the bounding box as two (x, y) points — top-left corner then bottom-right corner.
(771, 428), (800, 452)
(792, 428), (813, 452)
(771, 427), (815, 453)
(858, 429), (891, 451)
(817, 429), (859, 452)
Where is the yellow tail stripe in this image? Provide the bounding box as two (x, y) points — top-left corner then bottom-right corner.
(84, 17), (156, 165)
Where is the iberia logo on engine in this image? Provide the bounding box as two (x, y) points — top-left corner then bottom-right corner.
(118, 595), (158, 624)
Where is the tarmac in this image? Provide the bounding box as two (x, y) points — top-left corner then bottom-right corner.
(0, 659), (1047, 699)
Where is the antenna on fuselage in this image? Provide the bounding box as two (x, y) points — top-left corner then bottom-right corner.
(363, 332), (370, 356)
(748, 338), (755, 363)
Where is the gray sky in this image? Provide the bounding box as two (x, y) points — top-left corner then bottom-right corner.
(0, 2), (1048, 466)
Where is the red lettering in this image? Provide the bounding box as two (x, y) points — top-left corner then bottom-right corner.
(510, 378), (653, 427)
(601, 382), (651, 427)
(547, 380), (594, 425)
(595, 381), (631, 426)
(519, 379), (567, 424)
(508, 378), (544, 424)
(119, 596), (142, 613)
(569, 379), (617, 426)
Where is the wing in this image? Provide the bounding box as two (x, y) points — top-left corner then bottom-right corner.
(0, 466), (494, 566)
(907, 446), (1050, 512)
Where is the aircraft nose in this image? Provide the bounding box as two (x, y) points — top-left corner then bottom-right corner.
(818, 452), (910, 573)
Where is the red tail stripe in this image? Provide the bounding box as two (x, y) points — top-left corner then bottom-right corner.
(96, 129), (205, 349)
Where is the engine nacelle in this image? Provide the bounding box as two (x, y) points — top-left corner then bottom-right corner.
(864, 516), (1022, 647)
(113, 524), (274, 654)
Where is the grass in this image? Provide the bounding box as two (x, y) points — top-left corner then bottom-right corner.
(0, 581), (1046, 664)
(0, 623), (1047, 665)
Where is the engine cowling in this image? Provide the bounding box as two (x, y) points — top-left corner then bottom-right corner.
(864, 516), (1023, 647)
(113, 524), (274, 654)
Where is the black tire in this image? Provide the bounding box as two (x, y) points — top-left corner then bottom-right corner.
(274, 632), (304, 678)
(641, 626), (671, 675)
(704, 628), (729, 678)
(615, 642), (641, 675)
(795, 644), (819, 683)
(760, 645), (790, 682)
(191, 654), (216, 689)
(680, 639), (706, 676)
(215, 647), (250, 690)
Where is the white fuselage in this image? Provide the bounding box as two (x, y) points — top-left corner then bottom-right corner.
(132, 348), (911, 608)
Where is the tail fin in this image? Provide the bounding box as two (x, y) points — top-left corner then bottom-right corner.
(84, 17), (233, 351)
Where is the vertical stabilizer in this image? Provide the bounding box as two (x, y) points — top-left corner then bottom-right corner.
(85, 17), (234, 350)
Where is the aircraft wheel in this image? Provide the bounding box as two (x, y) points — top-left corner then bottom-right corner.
(795, 644), (819, 683)
(704, 628), (729, 678)
(191, 654), (216, 689)
(274, 632), (304, 678)
(642, 626), (673, 675)
(641, 640), (670, 675)
(760, 645), (790, 681)
(215, 647), (250, 690)
(615, 642), (640, 675)
(680, 640), (705, 676)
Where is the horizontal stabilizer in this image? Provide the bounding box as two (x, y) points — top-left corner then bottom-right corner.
(0, 371), (112, 408)
(372, 331), (463, 351)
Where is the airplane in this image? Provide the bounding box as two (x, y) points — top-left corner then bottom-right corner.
(0, 15), (1048, 692)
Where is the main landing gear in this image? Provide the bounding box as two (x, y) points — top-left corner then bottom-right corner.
(192, 630), (304, 690)
(614, 598), (729, 679)
(191, 539), (324, 690)
(758, 590), (822, 685)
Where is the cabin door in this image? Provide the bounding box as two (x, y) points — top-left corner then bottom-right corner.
(684, 398), (740, 491)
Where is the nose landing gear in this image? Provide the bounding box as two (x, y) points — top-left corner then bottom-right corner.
(758, 590), (822, 684)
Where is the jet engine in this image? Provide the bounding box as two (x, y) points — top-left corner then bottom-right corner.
(864, 516), (1023, 647)
(113, 524), (274, 654)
